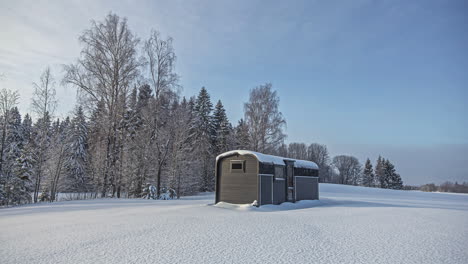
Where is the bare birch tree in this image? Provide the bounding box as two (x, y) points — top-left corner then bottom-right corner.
(288, 143), (308, 160)
(308, 143), (331, 182)
(143, 29), (179, 197)
(31, 67), (57, 202)
(332, 155), (362, 185)
(63, 13), (140, 197)
(244, 83), (286, 154)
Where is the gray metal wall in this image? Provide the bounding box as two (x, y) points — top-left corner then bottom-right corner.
(294, 176), (319, 201)
(273, 179), (286, 204)
(259, 174), (273, 205)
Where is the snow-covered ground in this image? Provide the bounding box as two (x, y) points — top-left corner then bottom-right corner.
(1, 184), (467, 264)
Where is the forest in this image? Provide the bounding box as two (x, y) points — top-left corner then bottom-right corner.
(0, 13), (405, 206)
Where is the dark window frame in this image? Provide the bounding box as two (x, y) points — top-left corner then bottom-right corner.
(230, 160), (245, 173)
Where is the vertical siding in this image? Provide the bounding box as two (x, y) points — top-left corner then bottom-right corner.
(294, 176), (319, 201)
(259, 175), (273, 205)
(218, 155), (258, 204)
(273, 179), (286, 204)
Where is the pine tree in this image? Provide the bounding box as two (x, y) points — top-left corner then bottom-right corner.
(213, 100), (231, 155)
(362, 158), (374, 187)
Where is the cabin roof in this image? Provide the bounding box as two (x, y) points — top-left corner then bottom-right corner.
(216, 150), (319, 170)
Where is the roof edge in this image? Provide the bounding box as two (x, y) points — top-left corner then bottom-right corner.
(216, 150), (319, 170)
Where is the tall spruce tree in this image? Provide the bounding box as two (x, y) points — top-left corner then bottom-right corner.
(65, 106), (90, 193)
(383, 159), (403, 189)
(31, 112), (52, 203)
(12, 150), (34, 204)
(0, 107), (31, 205)
(22, 114), (33, 144)
(193, 87), (215, 191)
(234, 118), (250, 150)
(362, 158), (374, 187)
(213, 100), (231, 155)
(375, 156), (385, 188)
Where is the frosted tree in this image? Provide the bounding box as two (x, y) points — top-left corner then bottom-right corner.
(143, 30), (179, 100)
(11, 150), (34, 205)
(288, 143), (308, 160)
(277, 143), (288, 157)
(307, 143), (331, 182)
(0, 89), (20, 176)
(193, 87), (215, 191)
(31, 67), (57, 202)
(244, 83), (286, 154)
(375, 156), (385, 188)
(127, 85), (153, 197)
(4, 107), (23, 171)
(0, 106), (31, 206)
(64, 13), (140, 197)
(168, 97), (196, 197)
(143, 29), (180, 198)
(362, 158), (374, 187)
(234, 118), (250, 150)
(87, 99), (107, 197)
(22, 114), (33, 144)
(65, 106), (90, 193)
(383, 159), (403, 189)
(332, 155), (362, 185)
(47, 118), (70, 202)
(213, 100), (231, 155)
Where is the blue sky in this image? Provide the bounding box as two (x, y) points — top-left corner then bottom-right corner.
(0, 0), (467, 184)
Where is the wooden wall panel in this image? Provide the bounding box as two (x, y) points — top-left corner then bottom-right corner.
(218, 154), (258, 204)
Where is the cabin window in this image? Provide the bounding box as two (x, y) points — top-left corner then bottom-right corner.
(230, 160), (245, 173)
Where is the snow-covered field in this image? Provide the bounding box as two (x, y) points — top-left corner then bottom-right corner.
(1, 184), (467, 264)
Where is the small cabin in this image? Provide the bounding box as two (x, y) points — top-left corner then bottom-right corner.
(215, 150), (319, 206)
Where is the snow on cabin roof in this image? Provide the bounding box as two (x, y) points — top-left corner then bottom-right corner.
(216, 150), (319, 170)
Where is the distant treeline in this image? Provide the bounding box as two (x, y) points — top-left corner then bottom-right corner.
(420, 182), (468, 193)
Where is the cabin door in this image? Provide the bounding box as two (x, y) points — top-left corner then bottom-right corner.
(286, 162), (294, 202)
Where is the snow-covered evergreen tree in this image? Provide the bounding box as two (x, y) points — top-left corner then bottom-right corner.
(0, 107), (32, 205)
(31, 112), (52, 203)
(22, 114), (33, 144)
(375, 156), (385, 188)
(9, 151), (34, 205)
(213, 100), (231, 155)
(65, 106), (90, 193)
(383, 159), (403, 189)
(193, 87), (215, 191)
(362, 158), (374, 187)
(234, 118), (250, 150)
